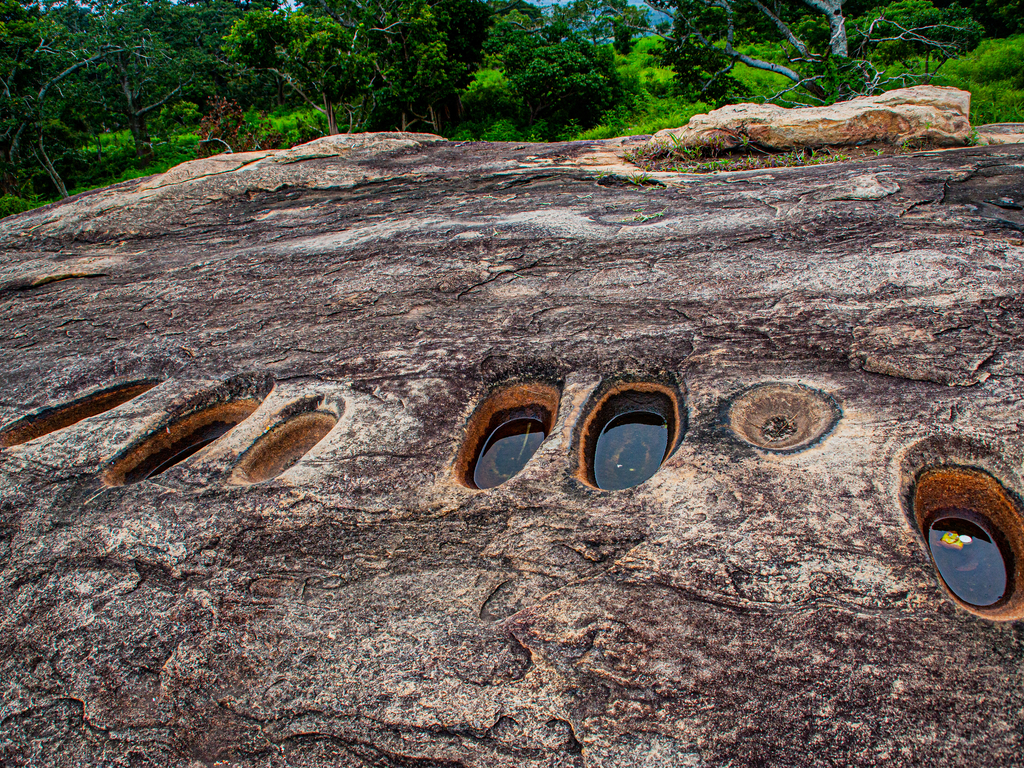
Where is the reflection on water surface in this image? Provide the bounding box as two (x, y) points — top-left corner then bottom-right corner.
(928, 513), (1009, 607)
(474, 417), (547, 489)
(593, 410), (668, 491)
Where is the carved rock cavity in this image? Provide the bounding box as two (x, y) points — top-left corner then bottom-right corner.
(728, 382), (840, 453)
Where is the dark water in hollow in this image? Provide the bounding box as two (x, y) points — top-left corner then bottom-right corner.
(593, 410), (668, 491)
(928, 514), (1008, 606)
(473, 418), (546, 489)
(125, 420), (237, 484)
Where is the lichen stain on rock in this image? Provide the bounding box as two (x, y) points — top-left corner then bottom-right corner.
(1, 136), (1023, 767)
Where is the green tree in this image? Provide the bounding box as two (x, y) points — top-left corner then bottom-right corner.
(486, 18), (621, 129)
(1, 0), (43, 195)
(854, 0), (984, 79)
(1, 0), (124, 197)
(365, 0), (479, 131)
(933, 0), (1022, 36)
(83, 0), (200, 160)
(295, 0), (489, 132)
(548, 0), (649, 46)
(653, 0), (985, 101)
(226, 9), (373, 134)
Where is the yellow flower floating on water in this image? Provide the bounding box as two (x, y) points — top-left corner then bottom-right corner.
(940, 531), (965, 550)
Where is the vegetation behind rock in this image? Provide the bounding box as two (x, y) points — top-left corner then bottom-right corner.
(0, 0), (1021, 210)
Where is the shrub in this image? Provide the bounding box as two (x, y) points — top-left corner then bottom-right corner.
(0, 194), (33, 219)
(196, 98), (284, 157)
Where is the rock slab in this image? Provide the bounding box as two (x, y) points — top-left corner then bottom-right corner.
(1, 136), (1024, 767)
(648, 85), (972, 151)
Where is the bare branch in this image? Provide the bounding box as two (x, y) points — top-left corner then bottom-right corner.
(747, 0), (809, 56)
(197, 137), (234, 153)
(138, 80), (190, 117)
(37, 45), (126, 103)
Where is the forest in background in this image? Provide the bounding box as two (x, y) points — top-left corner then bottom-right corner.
(1, 0), (1022, 215)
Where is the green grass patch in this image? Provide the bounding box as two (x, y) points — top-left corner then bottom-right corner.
(935, 34), (1024, 123)
(575, 96), (711, 139)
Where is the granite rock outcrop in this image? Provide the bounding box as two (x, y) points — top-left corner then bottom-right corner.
(1, 134), (1024, 767)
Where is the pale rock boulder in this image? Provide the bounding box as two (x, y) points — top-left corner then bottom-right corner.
(648, 85), (972, 151)
(976, 123), (1024, 145)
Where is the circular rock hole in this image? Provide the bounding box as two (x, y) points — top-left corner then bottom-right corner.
(577, 382), (681, 491)
(104, 400), (261, 486)
(229, 407), (338, 485)
(0, 380), (158, 449)
(456, 382), (561, 490)
(913, 467), (1023, 619)
(728, 382), (840, 453)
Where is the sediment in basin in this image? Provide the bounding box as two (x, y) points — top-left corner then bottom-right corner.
(728, 382), (840, 453)
(230, 407), (338, 484)
(0, 380), (157, 448)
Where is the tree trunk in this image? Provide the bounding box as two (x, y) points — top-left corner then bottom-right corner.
(824, 8), (849, 56)
(35, 129), (68, 199)
(127, 111), (153, 163)
(118, 64), (152, 163)
(0, 168), (20, 198)
(324, 95), (339, 135)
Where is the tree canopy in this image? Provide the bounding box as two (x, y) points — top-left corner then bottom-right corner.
(0, 0), (1012, 208)
(653, 0), (986, 102)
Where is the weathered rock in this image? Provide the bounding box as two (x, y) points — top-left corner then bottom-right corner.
(1, 135), (1024, 767)
(977, 122), (1024, 145)
(648, 86), (972, 151)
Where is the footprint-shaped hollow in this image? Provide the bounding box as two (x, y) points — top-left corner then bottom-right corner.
(577, 381), (683, 491)
(0, 380), (158, 449)
(456, 382), (561, 490)
(104, 399), (262, 486)
(230, 406), (338, 484)
(913, 466), (1023, 619)
(728, 382), (840, 453)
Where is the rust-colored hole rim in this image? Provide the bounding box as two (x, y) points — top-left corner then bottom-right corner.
(913, 466), (1024, 620)
(727, 382), (840, 454)
(455, 382), (561, 490)
(103, 399), (261, 486)
(229, 407), (339, 485)
(0, 380), (159, 449)
(575, 381), (682, 490)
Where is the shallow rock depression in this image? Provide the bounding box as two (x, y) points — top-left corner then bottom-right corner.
(1, 134), (1024, 767)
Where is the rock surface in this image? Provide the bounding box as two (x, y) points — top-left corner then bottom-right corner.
(648, 86), (972, 151)
(977, 122), (1024, 145)
(1, 134), (1024, 767)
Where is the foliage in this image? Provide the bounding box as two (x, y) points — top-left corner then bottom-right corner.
(935, 33), (1024, 122)
(653, 0), (987, 102)
(485, 18), (622, 131)
(547, 0), (649, 46)
(225, 10), (374, 134)
(196, 97), (282, 156)
(663, 33), (751, 105)
(0, 192), (32, 217)
(942, 0), (1024, 36)
(279, 0), (490, 133)
(0, 0), (1017, 210)
(365, 0), (489, 132)
(852, 0), (985, 78)
(151, 101), (202, 138)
